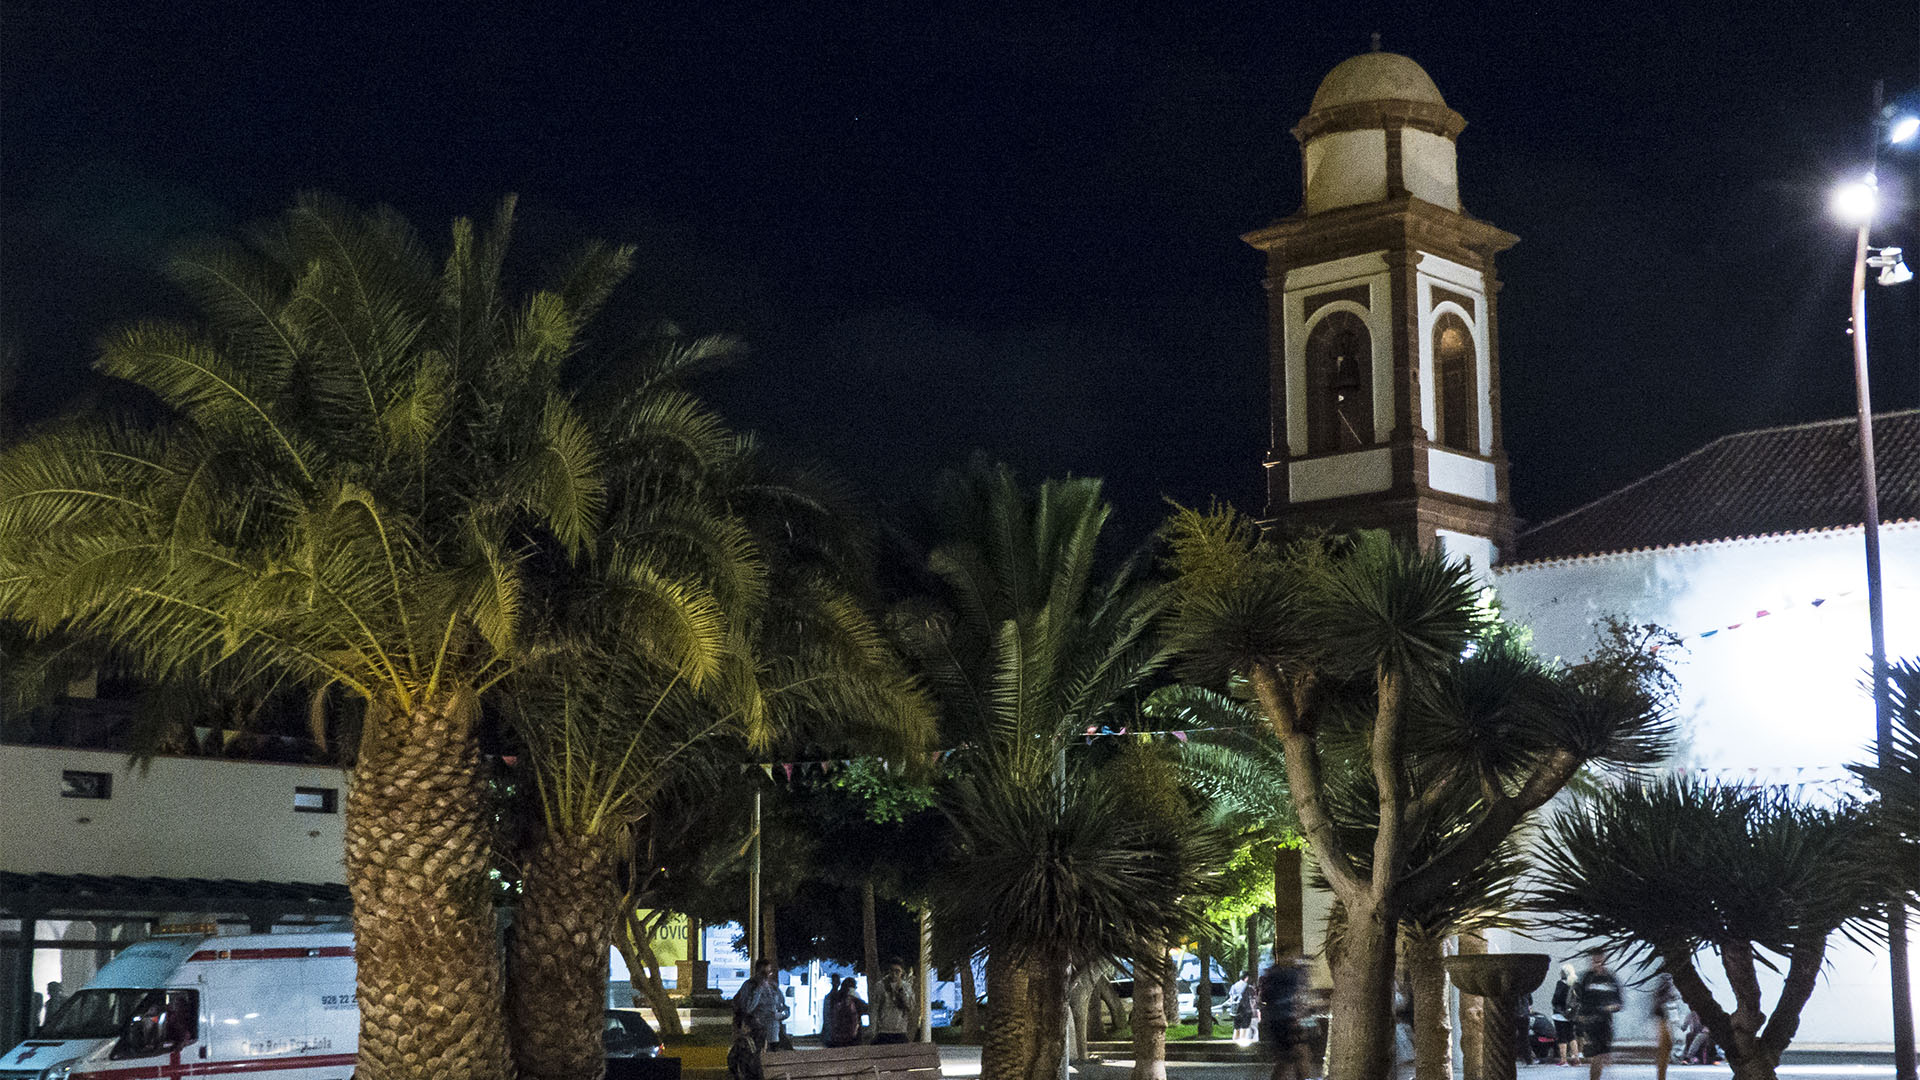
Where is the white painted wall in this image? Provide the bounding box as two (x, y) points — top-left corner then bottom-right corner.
(1304, 129), (1388, 213)
(0, 745), (348, 884)
(1494, 523), (1920, 1043)
(1290, 447), (1393, 502)
(1427, 450), (1497, 503)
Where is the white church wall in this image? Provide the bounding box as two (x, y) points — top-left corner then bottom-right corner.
(1491, 523), (1920, 1044)
(1400, 128), (1460, 211)
(1289, 447), (1393, 502)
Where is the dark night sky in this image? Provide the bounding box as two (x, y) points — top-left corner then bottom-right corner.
(4, 1), (1918, 539)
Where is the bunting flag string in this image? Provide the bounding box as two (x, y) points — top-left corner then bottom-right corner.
(736, 723), (1260, 779)
(1674, 582), (1918, 646)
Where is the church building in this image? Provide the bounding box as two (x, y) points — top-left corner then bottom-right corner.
(1252, 46), (1920, 1047)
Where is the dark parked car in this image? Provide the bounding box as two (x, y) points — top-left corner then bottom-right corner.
(604, 1009), (662, 1058)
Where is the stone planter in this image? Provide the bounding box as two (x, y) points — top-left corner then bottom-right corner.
(1442, 953), (1551, 1080)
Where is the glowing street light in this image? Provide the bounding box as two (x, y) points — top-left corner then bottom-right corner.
(1833, 173), (1881, 225)
(1892, 114), (1920, 144)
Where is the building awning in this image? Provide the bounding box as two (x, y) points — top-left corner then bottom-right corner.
(1, 871), (350, 919)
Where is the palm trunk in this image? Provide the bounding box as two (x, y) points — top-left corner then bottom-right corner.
(1025, 956), (1069, 1080)
(1132, 943), (1170, 1080)
(1246, 913), (1260, 978)
(1455, 933), (1486, 1080)
(509, 828), (621, 1080)
(1404, 933), (1451, 1080)
(962, 956), (985, 1040)
(982, 952), (1035, 1080)
(1324, 899), (1397, 1080)
(1196, 932), (1215, 1038)
(346, 692), (510, 1080)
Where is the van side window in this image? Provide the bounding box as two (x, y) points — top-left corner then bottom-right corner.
(294, 786), (339, 813)
(61, 770), (113, 799)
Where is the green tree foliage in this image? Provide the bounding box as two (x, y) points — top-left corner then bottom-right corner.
(894, 462), (1227, 1080)
(1535, 779), (1897, 1080)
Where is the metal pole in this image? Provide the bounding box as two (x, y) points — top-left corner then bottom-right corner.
(1851, 82), (1916, 1076)
(749, 790), (762, 970)
(918, 906), (934, 1043)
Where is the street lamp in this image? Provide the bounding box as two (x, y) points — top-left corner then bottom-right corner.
(1833, 85), (1920, 1080)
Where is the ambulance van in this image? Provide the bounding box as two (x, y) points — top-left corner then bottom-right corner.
(0, 926), (357, 1080)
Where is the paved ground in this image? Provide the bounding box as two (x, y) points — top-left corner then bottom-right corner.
(933, 1046), (1900, 1080)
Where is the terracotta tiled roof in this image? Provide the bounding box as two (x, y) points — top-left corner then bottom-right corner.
(1504, 409), (1920, 566)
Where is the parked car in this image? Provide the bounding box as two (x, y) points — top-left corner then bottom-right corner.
(604, 1008), (663, 1058)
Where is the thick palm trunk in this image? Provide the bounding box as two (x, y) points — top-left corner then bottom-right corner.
(1131, 944), (1170, 1080)
(1325, 900), (1398, 1080)
(1025, 957), (1069, 1080)
(346, 695), (510, 1080)
(982, 953), (1035, 1080)
(510, 828), (621, 1080)
(1404, 934), (1450, 1080)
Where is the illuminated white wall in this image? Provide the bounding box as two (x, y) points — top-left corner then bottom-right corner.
(1494, 523), (1920, 1043)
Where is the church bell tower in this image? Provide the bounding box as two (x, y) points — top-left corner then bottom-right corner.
(1246, 47), (1516, 573)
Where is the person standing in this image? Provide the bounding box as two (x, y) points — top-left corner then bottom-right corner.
(1227, 970), (1257, 1042)
(873, 958), (916, 1044)
(823, 977), (867, 1048)
(1574, 951), (1622, 1080)
(1550, 963), (1581, 1065)
(732, 959), (790, 1052)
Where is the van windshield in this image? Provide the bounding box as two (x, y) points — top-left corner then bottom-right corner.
(42, 989), (153, 1038)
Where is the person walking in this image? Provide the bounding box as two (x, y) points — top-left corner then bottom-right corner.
(1650, 973), (1678, 1080)
(823, 977), (867, 1048)
(1574, 950), (1622, 1080)
(872, 958), (916, 1044)
(1227, 970), (1257, 1043)
(1550, 963), (1581, 1065)
(1259, 958), (1305, 1080)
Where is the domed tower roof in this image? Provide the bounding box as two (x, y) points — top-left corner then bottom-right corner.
(1308, 51), (1447, 112)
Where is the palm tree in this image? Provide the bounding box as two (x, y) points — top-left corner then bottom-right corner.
(1534, 779), (1896, 1080)
(896, 463), (1223, 1080)
(1161, 507), (1674, 1080)
(0, 196), (720, 1080)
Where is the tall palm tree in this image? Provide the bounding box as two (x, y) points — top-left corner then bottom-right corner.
(1161, 507), (1674, 1080)
(0, 196), (723, 1080)
(898, 463), (1223, 1080)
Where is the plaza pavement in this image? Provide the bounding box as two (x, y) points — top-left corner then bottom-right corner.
(933, 1045), (1901, 1080)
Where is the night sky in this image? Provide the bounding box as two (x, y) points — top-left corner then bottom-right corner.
(5, 1), (1918, 540)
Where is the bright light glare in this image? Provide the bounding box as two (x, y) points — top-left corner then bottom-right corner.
(1892, 115), (1920, 144)
(1832, 177), (1879, 224)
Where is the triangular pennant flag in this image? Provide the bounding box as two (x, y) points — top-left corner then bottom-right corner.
(761, 764), (774, 780)
(783, 763), (794, 782)
(1172, 730), (1188, 743)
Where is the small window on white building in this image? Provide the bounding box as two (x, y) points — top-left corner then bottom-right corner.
(294, 786), (339, 814)
(61, 770), (112, 799)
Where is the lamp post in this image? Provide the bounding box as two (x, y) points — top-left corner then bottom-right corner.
(1834, 79), (1918, 1080)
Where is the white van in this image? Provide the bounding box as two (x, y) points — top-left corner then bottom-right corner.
(0, 928), (357, 1080)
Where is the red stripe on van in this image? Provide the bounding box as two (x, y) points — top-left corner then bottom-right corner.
(78, 1052), (357, 1078)
(186, 946), (354, 961)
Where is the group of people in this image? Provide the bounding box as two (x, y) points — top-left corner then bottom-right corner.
(1546, 950), (1715, 1078)
(729, 954), (919, 1080)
